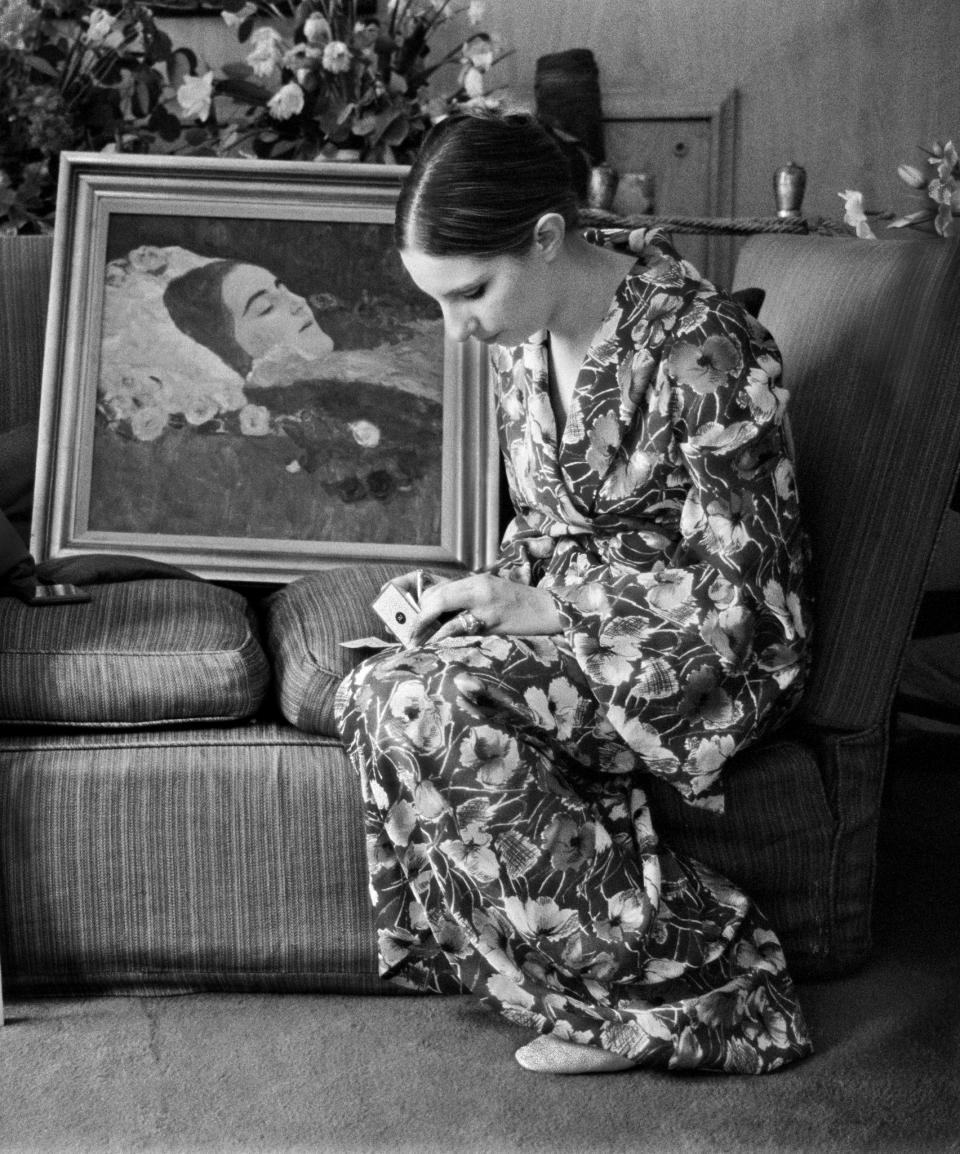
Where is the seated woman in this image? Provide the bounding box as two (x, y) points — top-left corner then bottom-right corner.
(335, 110), (814, 1076)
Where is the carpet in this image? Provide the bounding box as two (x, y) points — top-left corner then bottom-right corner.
(0, 738), (956, 1154)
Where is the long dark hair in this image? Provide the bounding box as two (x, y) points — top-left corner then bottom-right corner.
(163, 260), (252, 378)
(395, 110), (584, 258)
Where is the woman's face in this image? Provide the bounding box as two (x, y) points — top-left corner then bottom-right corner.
(220, 263), (334, 361)
(400, 245), (553, 347)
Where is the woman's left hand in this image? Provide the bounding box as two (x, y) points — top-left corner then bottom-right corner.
(411, 571), (563, 644)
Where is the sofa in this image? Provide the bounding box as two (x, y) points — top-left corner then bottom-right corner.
(3, 229), (960, 1003)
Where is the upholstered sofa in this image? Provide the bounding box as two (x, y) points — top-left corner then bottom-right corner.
(3, 230), (960, 1002)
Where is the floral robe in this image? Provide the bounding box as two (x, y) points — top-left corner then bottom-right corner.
(335, 229), (813, 1073)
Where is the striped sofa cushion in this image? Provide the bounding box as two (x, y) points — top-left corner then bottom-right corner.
(265, 564), (422, 735)
(0, 578), (269, 726)
(0, 724), (390, 995)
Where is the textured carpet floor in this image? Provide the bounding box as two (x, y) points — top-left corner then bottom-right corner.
(0, 741), (957, 1154)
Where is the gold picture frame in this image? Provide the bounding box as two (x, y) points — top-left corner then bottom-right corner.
(31, 152), (499, 583)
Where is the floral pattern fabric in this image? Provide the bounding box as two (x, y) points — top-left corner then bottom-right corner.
(495, 228), (811, 811)
(335, 230), (813, 1072)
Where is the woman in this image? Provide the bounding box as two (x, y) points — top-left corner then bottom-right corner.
(163, 259), (334, 380)
(335, 111), (813, 1075)
(161, 253), (443, 403)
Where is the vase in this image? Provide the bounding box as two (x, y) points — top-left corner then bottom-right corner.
(774, 162), (807, 218)
(587, 164), (618, 211)
(612, 172), (655, 217)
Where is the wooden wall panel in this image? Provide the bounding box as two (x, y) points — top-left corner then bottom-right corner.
(162, 0), (960, 238)
(434, 0), (960, 227)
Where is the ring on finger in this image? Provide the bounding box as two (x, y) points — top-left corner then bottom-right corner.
(457, 610), (486, 635)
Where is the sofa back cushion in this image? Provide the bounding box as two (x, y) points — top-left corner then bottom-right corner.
(0, 235), (53, 434)
(733, 235), (960, 732)
(0, 578), (270, 727)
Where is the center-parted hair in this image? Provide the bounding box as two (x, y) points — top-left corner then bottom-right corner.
(395, 110), (584, 258)
(163, 260), (253, 379)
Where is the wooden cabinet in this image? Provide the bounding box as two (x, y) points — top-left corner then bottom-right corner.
(601, 93), (738, 287)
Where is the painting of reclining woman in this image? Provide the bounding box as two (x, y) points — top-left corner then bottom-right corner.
(88, 212), (444, 548)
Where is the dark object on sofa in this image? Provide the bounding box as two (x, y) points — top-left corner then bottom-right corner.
(0, 511), (37, 602)
(2, 232), (960, 999)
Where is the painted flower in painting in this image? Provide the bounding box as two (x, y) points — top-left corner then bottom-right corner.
(239, 403), (272, 436)
(349, 419), (381, 447)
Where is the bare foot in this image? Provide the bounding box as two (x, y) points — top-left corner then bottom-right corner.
(514, 1035), (634, 1075)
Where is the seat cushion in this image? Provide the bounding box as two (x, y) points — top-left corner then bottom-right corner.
(0, 723), (389, 995)
(0, 578), (269, 727)
(265, 564), (426, 736)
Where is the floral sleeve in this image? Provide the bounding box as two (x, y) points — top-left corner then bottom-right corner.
(492, 234), (812, 810)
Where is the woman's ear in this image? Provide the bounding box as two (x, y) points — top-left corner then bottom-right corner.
(532, 213), (566, 262)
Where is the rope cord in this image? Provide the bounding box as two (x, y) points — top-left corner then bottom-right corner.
(577, 207), (864, 237)
(577, 207), (810, 235)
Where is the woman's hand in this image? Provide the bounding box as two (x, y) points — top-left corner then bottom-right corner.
(409, 571), (563, 643)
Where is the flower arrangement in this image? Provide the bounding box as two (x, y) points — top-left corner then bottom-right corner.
(0, 0), (507, 234)
(176, 0), (508, 163)
(0, 0), (184, 233)
(840, 138), (959, 240)
(890, 139), (959, 236)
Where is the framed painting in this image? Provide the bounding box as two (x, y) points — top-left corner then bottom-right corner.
(31, 152), (499, 583)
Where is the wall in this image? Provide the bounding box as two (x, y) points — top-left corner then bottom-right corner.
(162, 0), (960, 225)
(467, 0), (960, 225)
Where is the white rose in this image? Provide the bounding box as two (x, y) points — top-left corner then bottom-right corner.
(303, 13), (331, 45)
(463, 66), (486, 99)
(267, 81), (305, 121)
(221, 2), (256, 29)
(283, 44), (322, 72)
(177, 71), (214, 122)
(84, 8), (117, 45)
(322, 41), (352, 74)
(246, 26), (285, 79)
